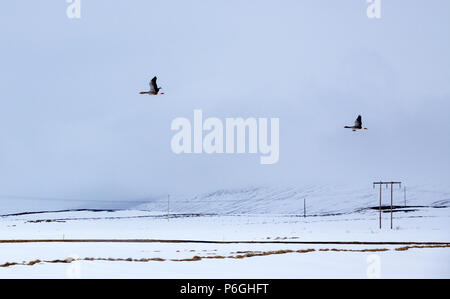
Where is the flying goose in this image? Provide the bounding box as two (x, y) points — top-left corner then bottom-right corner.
(140, 76), (164, 95)
(345, 115), (368, 131)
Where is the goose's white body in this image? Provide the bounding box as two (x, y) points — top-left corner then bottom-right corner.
(347, 127), (367, 132)
(139, 91), (163, 95)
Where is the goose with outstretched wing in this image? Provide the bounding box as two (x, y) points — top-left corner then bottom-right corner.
(140, 76), (164, 95)
(345, 115), (368, 131)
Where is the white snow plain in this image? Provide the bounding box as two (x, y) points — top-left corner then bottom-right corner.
(0, 185), (449, 278)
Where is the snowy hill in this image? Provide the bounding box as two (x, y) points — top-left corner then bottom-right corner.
(135, 184), (450, 215)
(1, 184), (449, 216)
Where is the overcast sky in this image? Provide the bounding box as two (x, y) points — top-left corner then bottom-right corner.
(0, 1), (449, 204)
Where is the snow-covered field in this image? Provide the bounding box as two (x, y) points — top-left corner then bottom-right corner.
(0, 185), (449, 278)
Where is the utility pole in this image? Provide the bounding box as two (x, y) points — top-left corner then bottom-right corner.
(167, 194), (170, 222)
(404, 186), (406, 207)
(373, 182), (402, 229)
(304, 198), (306, 218)
(379, 183), (382, 229)
(390, 184), (393, 229)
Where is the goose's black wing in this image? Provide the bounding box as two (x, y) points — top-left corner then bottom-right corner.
(149, 76), (158, 92)
(354, 115), (362, 128)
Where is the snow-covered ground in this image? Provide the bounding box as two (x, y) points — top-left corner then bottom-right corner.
(0, 185), (449, 278)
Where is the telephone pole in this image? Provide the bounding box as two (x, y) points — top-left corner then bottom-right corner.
(378, 183), (382, 229)
(303, 198), (306, 218)
(167, 194), (170, 222)
(404, 186), (406, 207)
(373, 181), (402, 229)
